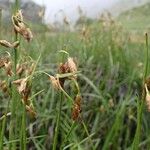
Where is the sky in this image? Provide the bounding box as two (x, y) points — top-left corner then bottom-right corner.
(32, 0), (119, 23)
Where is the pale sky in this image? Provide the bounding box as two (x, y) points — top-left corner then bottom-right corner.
(32, 0), (119, 23)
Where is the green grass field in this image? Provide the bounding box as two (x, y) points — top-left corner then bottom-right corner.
(1, 2), (150, 150)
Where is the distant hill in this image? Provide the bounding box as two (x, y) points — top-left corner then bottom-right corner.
(110, 0), (149, 16)
(117, 2), (150, 31)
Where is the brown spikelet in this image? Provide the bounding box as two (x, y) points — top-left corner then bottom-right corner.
(0, 40), (20, 48)
(13, 77), (31, 104)
(0, 40), (13, 48)
(58, 63), (67, 74)
(58, 57), (77, 82)
(26, 105), (36, 118)
(66, 57), (77, 73)
(4, 61), (13, 76)
(12, 10), (33, 42)
(145, 84), (150, 111)
(49, 75), (61, 90)
(0, 57), (9, 68)
(16, 64), (25, 77)
(13, 78), (28, 94)
(0, 80), (8, 93)
(72, 95), (81, 121)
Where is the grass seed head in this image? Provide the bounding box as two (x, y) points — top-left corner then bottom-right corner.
(12, 10), (33, 42)
(72, 94), (81, 121)
(0, 40), (20, 48)
(0, 56), (9, 68)
(66, 57), (77, 73)
(13, 77), (28, 94)
(0, 80), (8, 93)
(26, 105), (37, 118)
(49, 75), (61, 90)
(4, 61), (13, 76)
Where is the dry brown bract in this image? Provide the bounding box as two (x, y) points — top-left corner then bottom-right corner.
(72, 95), (81, 121)
(0, 56), (9, 68)
(13, 77), (36, 117)
(12, 10), (33, 42)
(13, 77), (30, 103)
(0, 40), (19, 48)
(49, 75), (61, 90)
(0, 80), (8, 93)
(4, 61), (13, 76)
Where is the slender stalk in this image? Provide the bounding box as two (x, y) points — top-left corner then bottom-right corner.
(9, 0), (20, 149)
(82, 120), (95, 150)
(20, 105), (26, 150)
(52, 92), (63, 150)
(0, 117), (6, 150)
(132, 33), (149, 149)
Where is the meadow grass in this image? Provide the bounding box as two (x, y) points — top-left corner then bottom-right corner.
(0, 4), (150, 150)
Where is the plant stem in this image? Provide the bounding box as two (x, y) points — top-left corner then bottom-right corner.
(9, 1), (20, 149)
(20, 105), (26, 150)
(132, 33), (149, 149)
(52, 92), (63, 150)
(82, 120), (95, 150)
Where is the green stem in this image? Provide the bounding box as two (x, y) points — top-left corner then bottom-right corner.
(9, 1), (20, 149)
(20, 105), (26, 150)
(82, 120), (95, 150)
(52, 92), (63, 150)
(132, 33), (149, 149)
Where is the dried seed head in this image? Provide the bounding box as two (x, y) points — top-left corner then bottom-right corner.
(0, 40), (13, 48)
(49, 75), (61, 90)
(0, 40), (20, 48)
(16, 64), (25, 77)
(58, 63), (67, 74)
(12, 10), (33, 42)
(0, 80), (8, 93)
(13, 77), (31, 104)
(25, 28), (33, 42)
(145, 84), (150, 111)
(13, 77), (28, 94)
(0, 56), (9, 68)
(4, 61), (13, 76)
(66, 57), (77, 73)
(26, 105), (36, 118)
(72, 95), (81, 121)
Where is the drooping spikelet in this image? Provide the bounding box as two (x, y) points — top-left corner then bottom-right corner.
(72, 94), (81, 121)
(12, 10), (33, 42)
(66, 57), (77, 74)
(0, 40), (19, 48)
(49, 75), (61, 90)
(13, 77), (31, 104)
(0, 56), (9, 68)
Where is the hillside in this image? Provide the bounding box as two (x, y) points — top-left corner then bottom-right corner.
(110, 0), (149, 16)
(118, 2), (150, 31)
